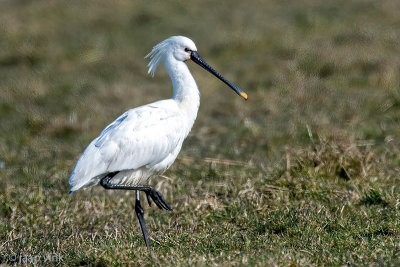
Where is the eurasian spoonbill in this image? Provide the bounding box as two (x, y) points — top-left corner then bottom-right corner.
(69, 36), (247, 248)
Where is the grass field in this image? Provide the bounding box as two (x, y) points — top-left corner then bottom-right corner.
(1, 0), (400, 265)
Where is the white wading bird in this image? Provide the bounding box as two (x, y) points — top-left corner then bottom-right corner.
(69, 36), (247, 248)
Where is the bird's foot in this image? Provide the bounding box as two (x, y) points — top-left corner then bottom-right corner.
(143, 187), (172, 211)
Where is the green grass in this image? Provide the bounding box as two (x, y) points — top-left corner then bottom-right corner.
(1, 0), (400, 265)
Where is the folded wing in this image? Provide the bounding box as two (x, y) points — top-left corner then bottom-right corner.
(69, 100), (184, 192)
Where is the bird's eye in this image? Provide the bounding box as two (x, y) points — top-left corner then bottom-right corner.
(184, 48), (190, 52)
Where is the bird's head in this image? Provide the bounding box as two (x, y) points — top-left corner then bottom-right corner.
(145, 36), (196, 76)
(146, 36), (247, 100)
(171, 36), (198, 62)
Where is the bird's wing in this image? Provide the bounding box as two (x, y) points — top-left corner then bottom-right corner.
(69, 100), (185, 192)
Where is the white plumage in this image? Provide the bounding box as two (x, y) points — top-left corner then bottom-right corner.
(69, 100), (189, 192)
(69, 35), (247, 194)
(68, 35), (247, 248)
(69, 36), (200, 193)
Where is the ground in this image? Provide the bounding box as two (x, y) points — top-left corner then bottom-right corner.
(0, 0), (400, 265)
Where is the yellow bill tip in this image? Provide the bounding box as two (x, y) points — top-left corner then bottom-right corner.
(240, 92), (248, 100)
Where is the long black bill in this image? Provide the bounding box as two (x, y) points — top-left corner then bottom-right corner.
(190, 51), (248, 100)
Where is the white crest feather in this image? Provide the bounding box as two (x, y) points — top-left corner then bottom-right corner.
(145, 39), (169, 77)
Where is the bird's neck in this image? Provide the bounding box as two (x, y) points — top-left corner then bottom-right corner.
(164, 55), (200, 123)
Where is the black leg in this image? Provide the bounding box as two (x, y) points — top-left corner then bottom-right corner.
(100, 175), (172, 211)
(100, 173), (172, 248)
(135, 191), (150, 249)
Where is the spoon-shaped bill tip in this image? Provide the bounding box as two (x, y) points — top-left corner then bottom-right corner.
(240, 92), (248, 100)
